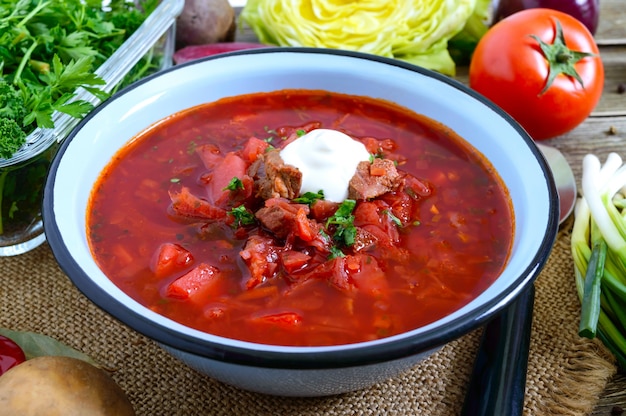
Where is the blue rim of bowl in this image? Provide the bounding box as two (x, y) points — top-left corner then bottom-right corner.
(42, 47), (560, 370)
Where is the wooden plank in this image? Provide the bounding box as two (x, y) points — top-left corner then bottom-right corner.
(594, 46), (626, 116)
(545, 115), (626, 184)
(597, 0), (626, 44)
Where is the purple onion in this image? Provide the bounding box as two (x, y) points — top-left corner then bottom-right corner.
(493, 0), (600, 34)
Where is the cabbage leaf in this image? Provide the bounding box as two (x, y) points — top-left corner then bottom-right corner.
(241, 0), (488, 76)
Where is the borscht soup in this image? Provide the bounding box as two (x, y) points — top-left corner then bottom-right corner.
(87, 89), (513, 347)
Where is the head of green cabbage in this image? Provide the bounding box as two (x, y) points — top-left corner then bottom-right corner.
(240, 0), (490, 76)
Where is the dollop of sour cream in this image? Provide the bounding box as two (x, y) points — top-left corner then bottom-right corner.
(280, 129), (371, 202)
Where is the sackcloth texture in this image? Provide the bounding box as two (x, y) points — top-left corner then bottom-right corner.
(0, 223), (617, 415)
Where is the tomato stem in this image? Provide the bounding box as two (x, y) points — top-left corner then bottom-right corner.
(557, 52), (572, 64)
(530, 19), (596, 95)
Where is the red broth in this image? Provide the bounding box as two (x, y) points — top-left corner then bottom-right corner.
(87, 89), (513, 346)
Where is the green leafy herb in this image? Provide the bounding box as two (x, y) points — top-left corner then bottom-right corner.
(369, 151), (384, 163)
(326, 199), (357, 247)
(296, 129), (306, 137)
(0, 118), (26, 159)
(328, 245), (346, 259)
(229, 205), (256, 227)
(293, 190), (324, 205)
(0, 0), (159, 145)
(578, 239), (607, 338)
(223, 177), (244, 191)
(0, 0), (161, 236)
(571, 152), (626, 369)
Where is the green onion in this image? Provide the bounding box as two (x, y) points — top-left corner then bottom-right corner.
(578, 239), (606, 338)
(572, 152), (626, 369)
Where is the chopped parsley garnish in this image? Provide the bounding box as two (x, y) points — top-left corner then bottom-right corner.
(187, 140), (197, 154)
(326, 199), (357, 247)
(328, 245), (346, 259)
(229, 205), (256, 227)
(223, 177), (244, 191)
(369, 150), (384, 162)
(296, 129), (306, 137)
(293, 190), (325, 205)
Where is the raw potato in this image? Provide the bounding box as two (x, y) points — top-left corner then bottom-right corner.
(176, 0), (236, 48)
(0, 356), (135, 416)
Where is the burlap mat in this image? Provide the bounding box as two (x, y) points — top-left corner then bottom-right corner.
(0, 224), (617, 415)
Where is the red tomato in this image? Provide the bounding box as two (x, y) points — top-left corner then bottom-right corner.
(0, 334), (26, 375)
(469, 8), (604, 140)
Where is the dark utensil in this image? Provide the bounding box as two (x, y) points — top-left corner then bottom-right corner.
(461, 144), (576, 415)
(461, 286), (535, 415)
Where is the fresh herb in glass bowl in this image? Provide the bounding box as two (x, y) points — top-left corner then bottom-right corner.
(0, 0), (177, 254)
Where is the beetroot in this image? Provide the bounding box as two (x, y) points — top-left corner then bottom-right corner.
(175, 0), (235, 49)
(173, 42), (269, 64)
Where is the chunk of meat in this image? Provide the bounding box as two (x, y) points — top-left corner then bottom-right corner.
(348, 159), (403, 200)
(249, 149), (302, 200)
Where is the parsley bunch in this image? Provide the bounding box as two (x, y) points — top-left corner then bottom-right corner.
(0, 0), (159, 157)
(0, 0), (159, 236)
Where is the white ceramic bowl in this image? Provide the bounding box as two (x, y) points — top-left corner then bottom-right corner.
(43, 48), (559, 397)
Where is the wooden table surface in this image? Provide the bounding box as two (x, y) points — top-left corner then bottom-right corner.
(235, 1), (626, 413)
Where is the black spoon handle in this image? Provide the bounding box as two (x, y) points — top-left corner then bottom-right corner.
(461, 285), (535, 416)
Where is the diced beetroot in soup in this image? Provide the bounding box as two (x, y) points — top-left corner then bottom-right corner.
(240, 234), (280, 289)
(280, 250), (312, 273)
(354, 201), (400, 246)
(196, 143), (222, 170)
(165, 263), (222, 305)
(150, 243), (194, 278)
(353, 201), (383, 226)
(347, 254), (389, 299)
(207, 152), (248, 207)
(240, 137), (270, 163)
(248, 311), (303, 329)
(310, 199), (339, 222)
(169, 187), (227, 221)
